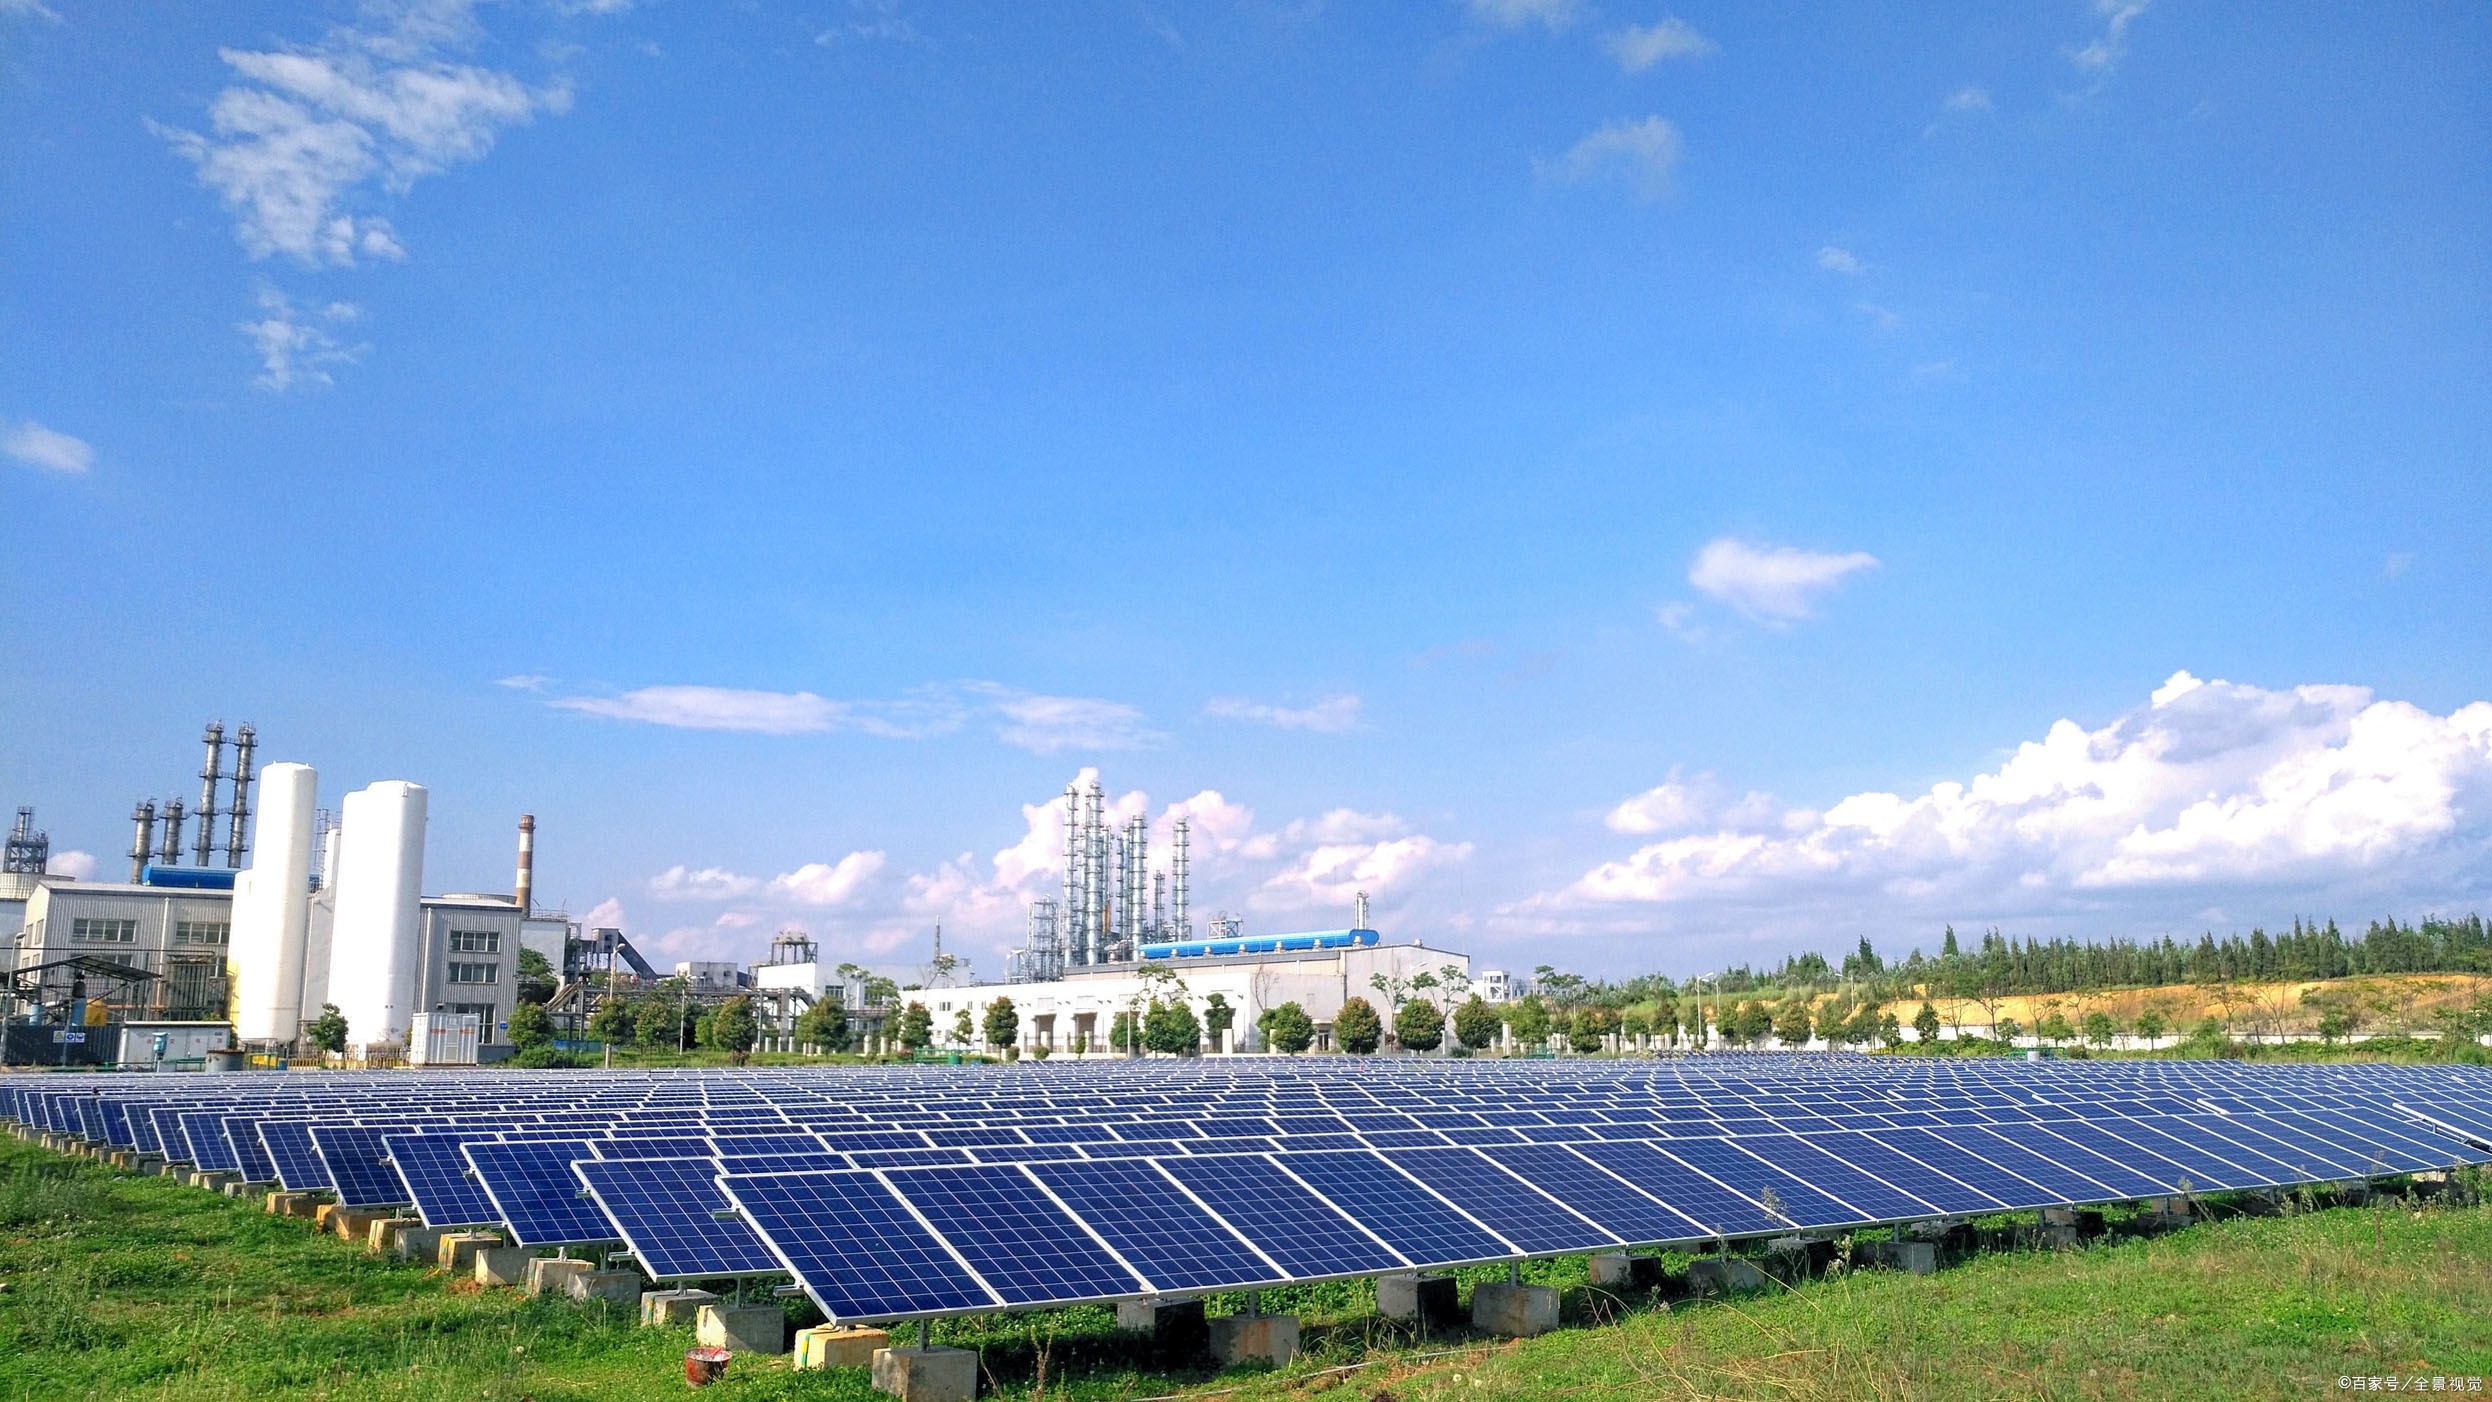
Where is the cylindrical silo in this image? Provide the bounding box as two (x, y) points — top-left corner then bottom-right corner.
(228, 763), (317, 1045)
(328, 781), (428, 1054)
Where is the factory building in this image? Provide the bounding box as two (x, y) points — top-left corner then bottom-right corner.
(920, 929), (1472, 1054)
(8, 740), (573, 1063)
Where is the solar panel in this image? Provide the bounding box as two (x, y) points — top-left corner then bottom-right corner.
(1156, 1154), (1408, 1279)
(222, 1115), (279, 1183)
(387, 1134), (504, 1227)
(574, 1158), (784, 1280)
(884, 1164), (1146, 1306)
(311, 1125), (413, 1208)
(721, 1170), (998, 1321)
(464, 1139), (616, 1247)
(1269, 1150), (1514, 1264)
(178, 1112), (242, 1173)
(1477, 1144), (1711, 1246)
(259, 1121), (333, 1190)
(1381, 1146), (1621, 1255)
(1023, 1158), (1284, 1292)
(1569, 1139), (1808, 1235)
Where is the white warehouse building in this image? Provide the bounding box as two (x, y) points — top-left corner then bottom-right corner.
(910, 931), (1474, 1055)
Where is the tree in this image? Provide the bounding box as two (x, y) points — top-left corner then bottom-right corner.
(2037, 1009), (2074, 1048)
(1201, 993), (1235, 1052)
(1620, 1011), (1651, 1050)
(950, 1007), (975, 1049)
(1335, 997), (1384, 1054)
(1368, 972), (1411, 1014)
(2134, 1007), (2169, 1049)
(1651, 996), (1681, 1047)
(1878, 1011), (1903, 1049)
(1734, 1000), (1773, 1048)
(1773, 999), (1816, 1049)
(633, 998), (677, 1049)
(1395, 998), (1445, 1053)
(711, 996), (760, 1061)
(587, 998), (635, 1047)
(306, 1003), (347, 1054)
(795, 997), (849, 1052)
(1913, 1001), (1943, 1046)
(507, 1000), (554, 1051)
(1144, 999), (1202, 1056)
(983, 997), (1020, 1053)
(1109, 1010), (1139, 1055)
(2081, 1011), (2117, 1050)
(1506, 995), (1552, 1049)
(1996, 1016), (2024, 1046)
(1261, 1002), (1315, 1054)
(1567, 1008), (1605, 1055)
(1452, 995), (1500, 1052)
(515, 947), (557, 1005)
(1842, 1004), (1882, 1049)
(896, 1001), (933, 1051)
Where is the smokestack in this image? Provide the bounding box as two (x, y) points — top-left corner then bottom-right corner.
(224, 723), (255, 869)
(196, 722), (225, 867)
(514, 814), (535, 914)
(129, 801), (156, 883)
(158, 799), (186, 866)
(1172, 817), (1190, 943)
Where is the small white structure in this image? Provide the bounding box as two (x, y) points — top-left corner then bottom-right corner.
(675, 960), (744, 991)
(409, 1011), (481, 1066)
(327, 781), (428, 1055)
(1478, 969), (1529, 1003)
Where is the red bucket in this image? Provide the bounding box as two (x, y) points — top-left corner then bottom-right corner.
(684, 1346), (732, 1386)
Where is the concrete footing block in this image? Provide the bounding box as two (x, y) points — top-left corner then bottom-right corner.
(1210, 1312), (1301, 1367)
(334, 1208), (387, 1243)
(2040, 1207), (2104, 1232)
(266, 1191), (311, 1216)
(222, 1180), (265, 1199)
(190, 1170), (236, 1192)
(1686, 1258), (1771, 1296)
(641, 1288), (717, 1326)
(871, 1345), (978, 1401)
(1862, 1240), (1937, 1275)
(475, 1244), (536, 1287)
(108, 1150), (135, 1169)
(157, 1161), (192, 1178)
(1376, 1272), (1462, 1327)
(1470, 1282), (1558, 1338)
(131, 1153), (164, 1175)
(392, 1223), (445, 1261)
(697, 1303), (788, 1355)
(1585, 1254), (1665, 1291)
(314, 1202), (341, 1232)
(367, 1217), (415, 1253)
(568, 1269), (642, 1308)
(797, 1325), (889, 1369)
(437, 1231), (501, 1274)
(528, 1258), (592, 1297)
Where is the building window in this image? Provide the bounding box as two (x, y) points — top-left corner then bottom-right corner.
(174, 921), (231, 946)
(447, 962), (499, 985)
(448, 929), (501, 954)
(72, 918), (137, 944)
(448, 1002), (499, 1043)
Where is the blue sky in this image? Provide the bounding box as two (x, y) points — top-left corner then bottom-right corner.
(5, 0), (2487, 981)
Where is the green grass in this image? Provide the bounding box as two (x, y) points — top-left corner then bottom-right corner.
(4, 1134), (2489, 1402)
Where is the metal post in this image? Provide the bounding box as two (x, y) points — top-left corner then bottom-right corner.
(918, 1318), (930, 1349)
(1508, 1261), (1522, 1285)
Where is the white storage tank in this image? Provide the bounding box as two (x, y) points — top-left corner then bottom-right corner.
(228, 762), (317, 1045)
(328, 781), (427, 1055)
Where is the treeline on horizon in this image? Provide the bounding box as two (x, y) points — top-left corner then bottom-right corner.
(1538, 914), (2492, 1007)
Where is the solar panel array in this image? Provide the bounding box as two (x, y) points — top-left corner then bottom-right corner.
(11, 1056), (2491, 1324)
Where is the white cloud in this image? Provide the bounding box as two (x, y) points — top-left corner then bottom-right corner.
(1815, 245), (1864, 275)
(1654, 600), (1703, 640)
(1546, 673), (2492, 936)
(648, 865), (761, 901)
(1, 0), (61, 23)
(559, 685), (845, 734)
(2070, 0), (2150, 75)
(1604, 18), (1713, 70)
(49, 850), (96, 880)
(1462, 0), (1578, 31)
(154, 3), (568, 266)
(772, 851), (887, 906)
(1203, 694), (1363, 733)
(969, 684), (1163, 754)
(1686, 536), (1879, 622)
(2384, 552), (2415, 579)
(3, 419), (93, 474)
(238, 285), (364, 391)
(1542, 117), (1684, 202)
(816, 0), (921, 44)
(1946, 86), (1992, 111)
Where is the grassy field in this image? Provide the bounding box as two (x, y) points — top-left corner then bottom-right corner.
(4, 1133), (2489, 1402)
